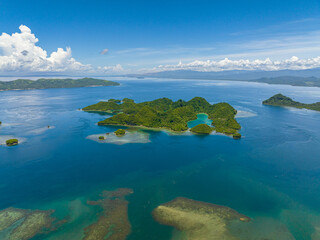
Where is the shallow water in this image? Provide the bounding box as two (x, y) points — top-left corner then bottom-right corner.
(0, 79), (320, 239)
(187, 113), (212, 128)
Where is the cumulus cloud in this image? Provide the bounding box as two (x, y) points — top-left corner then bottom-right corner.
(155, 56), (320, 72)
(0, 25), (123, 74)
(0, 25), (91, 73)
(100, 48), (109, 55)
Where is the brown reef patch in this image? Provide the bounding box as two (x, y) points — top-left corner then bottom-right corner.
(83, 188), (133, 240)
(0, 208), (28, 232)
(152, 197), (250, 240)
(0, 207), (56, 240)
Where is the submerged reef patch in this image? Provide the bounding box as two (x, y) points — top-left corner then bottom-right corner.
(152, 197), (250, 240)
(86, 129), (150, 145)
(235, 110), (257, 118)
(0, 207), (56, 240)
(83, 188), (133, 240)
(27, 125), (55, 135)
(0, 208), (27, 232)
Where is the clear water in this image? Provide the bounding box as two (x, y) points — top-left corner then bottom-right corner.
(187, 113), (212, 128)
(0, 79), (320, 239)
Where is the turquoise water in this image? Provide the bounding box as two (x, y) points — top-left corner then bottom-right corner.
(187, 113), (212, 128)
(0, 79), (320, 239)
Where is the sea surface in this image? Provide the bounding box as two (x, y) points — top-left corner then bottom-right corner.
(0, 78), (320, 239)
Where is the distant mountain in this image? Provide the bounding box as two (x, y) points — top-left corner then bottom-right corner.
(0, 78), (120, 91)
(128, 68), (320, 80)
(252, 76), (320, 87)
(127, 68), (320, 87)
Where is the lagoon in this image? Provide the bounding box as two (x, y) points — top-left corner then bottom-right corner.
(187, 113), (212, 129)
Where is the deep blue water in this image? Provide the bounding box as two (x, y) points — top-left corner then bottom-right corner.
(0, 79), (320, 239)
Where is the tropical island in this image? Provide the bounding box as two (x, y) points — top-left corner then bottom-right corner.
(190, 123), (213, 134)
(0, 78), (119, 91)
(263, 94), (320, 111)
(83, 97), (241, 138)
(6, 139), (19, 146)
(114, 129), (126, 136)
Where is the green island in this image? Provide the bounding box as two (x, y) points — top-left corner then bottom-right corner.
(98, 136), (105, 140)
(263, 94), (320, 111)
(190, 123), (213, 134)
(6, 139), (19, 146)
(83, 97), (241, 138)
(0, 78), (119, 91)
(233, 133), (242, 140)
(114, 129), (126, 136)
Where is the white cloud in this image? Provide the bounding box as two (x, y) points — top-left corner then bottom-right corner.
(97, 64), (124, 72)
(155, 56), (320, 72)
(0, 25), (123, 74)
(0, 25), (91, 73)
(100, 48), (109, 55)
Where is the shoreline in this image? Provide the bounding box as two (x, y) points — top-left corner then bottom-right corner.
(97, 123), (236, 138)
(0, 85), (113, 92)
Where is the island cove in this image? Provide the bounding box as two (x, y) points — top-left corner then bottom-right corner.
(83, 97), (241, 139)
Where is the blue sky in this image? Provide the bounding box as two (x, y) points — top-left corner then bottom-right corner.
(0, 0), (320, 75)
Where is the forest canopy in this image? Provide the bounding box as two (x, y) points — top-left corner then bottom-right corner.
(83, 97), (241, 137)
(0, 78), (119, 91)
(263, 94), (320, 111)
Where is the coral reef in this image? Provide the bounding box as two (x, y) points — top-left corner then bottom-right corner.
(0, 207), (55, 240)
(152, 197), (250, 240)
(83, 188), (133, 240)
(0, 208), (27, 231)
(9, 210), (55, 240)
(86, 130), (150, 145)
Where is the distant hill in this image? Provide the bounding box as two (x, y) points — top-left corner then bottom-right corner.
(127, 69), (320, 87)
(0, 78), (120, 91)
(263, 94), (320, 111)
(129, 68), (320, 79)
(252, 76), (320, 87)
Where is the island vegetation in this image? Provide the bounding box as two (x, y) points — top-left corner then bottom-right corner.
(263, 94), (320, 111)
(114, 129), (126, 136)
(83, 97), (241, 138)
(98, 136), (105, 140)
(190, 123), (213, 134)
(233, 133), (241, 139)
(6, 139), (19, 146)
(0, 78), (119, 91)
